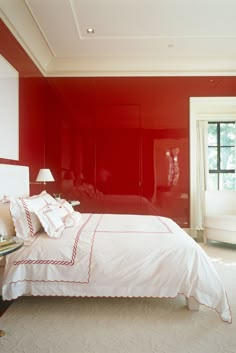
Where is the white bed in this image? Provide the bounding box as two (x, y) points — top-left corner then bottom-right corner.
(0, 164), (232, 324)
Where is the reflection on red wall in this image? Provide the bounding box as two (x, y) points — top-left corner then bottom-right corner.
(2, 18), (236, 227)
(50, 77), (236, 227)
(59, 113), (189, 226)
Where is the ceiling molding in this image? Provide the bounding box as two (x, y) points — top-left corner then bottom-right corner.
(0, 3), (52, 75)
(2, 1), (236, 77)
(46, 56), (236, 77)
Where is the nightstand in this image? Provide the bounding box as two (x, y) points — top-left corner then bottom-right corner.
(0, 236), (23, 256)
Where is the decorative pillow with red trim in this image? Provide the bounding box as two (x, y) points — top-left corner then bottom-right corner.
(39, 190), (59, 206)
(10, 197), (42, 244)
(57, 199), (74, 214)
(35, 203), (67, 238)
(9, 191), (59, 243)
(64, 211), (82, 228)
(56, 199), (82, 228)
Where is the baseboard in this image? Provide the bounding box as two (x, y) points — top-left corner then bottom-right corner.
(183, 228), (197, 238)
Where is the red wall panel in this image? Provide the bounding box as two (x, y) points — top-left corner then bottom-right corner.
(50, 77), (236, 226)
(2, 19), (236, 227)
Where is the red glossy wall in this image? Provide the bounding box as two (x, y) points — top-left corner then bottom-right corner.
(2, 19), (236, 227)
(49, 77), (236, 227)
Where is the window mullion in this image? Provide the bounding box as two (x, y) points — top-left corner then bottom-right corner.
(208, 121), (235, 190)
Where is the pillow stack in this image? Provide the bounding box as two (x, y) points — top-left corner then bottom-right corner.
(0, 191), (81, 244)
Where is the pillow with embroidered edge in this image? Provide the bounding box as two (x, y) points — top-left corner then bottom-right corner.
(34, 203), (67, 238)
(9, 191), (58, 243)
(9, 197), (42, 243)
(57, 199), (75, 214)
(64, 211), (82, 228)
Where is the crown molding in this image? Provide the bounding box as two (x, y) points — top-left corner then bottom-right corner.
(0, 4), (52, 76)
(1, 3), (236, 77)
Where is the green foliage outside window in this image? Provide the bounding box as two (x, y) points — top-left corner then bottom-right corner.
(208, 122), (235, 190)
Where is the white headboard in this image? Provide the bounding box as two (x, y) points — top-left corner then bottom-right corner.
(0, 164), (29, 198)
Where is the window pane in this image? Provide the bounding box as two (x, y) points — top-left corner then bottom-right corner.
(208, 147), (217, 170)
(219, 173), (235, 190)
(220, 123), (235, 146)
(208, 123), (217, 146)
(220, 147), (235, 169)
(208, 121), (236, 191)
(208, 173), (218, 190)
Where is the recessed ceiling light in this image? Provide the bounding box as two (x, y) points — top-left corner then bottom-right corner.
(87, 28), (95, 34)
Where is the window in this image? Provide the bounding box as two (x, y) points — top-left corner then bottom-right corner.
(208, 122), (235, 190)
(190, 97), (236, 231)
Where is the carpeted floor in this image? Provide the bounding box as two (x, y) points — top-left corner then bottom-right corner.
(0, 242), (236, 353)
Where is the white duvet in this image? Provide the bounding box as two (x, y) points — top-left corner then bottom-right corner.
(2, 214), (231, 323)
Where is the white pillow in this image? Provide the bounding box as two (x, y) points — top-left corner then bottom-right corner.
(25, 190), (58, 211)
(64, 211), (82, 228)
(35, 204), (66, 238)
(9, 191), (58, 242)
(57, 199), (74, 214)
(0, 199), (15, 236)
(39, 190), (59, 206)
(9, 197), (42, 242)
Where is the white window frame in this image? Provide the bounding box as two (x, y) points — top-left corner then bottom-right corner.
(189, 97), (236, 234)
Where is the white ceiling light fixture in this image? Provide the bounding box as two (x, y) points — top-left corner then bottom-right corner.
(86, 28), (95, 34)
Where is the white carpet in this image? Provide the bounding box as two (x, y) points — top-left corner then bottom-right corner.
(0, 242), (236, 353)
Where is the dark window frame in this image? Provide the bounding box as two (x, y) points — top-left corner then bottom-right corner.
(208, 121), (235, 190)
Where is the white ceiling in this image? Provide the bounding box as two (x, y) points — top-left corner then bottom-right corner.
(1, 0), (236, 77)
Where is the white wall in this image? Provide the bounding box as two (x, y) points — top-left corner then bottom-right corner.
(0, 55), (19, 160)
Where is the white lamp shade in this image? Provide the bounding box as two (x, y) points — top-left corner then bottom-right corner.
(36, 169), (54, 183)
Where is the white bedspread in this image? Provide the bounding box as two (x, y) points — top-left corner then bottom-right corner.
(2, 214), (231, 323)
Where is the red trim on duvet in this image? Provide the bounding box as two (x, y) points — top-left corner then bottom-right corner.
(5, 214), (232, 325)
(95, 216), (173, 234)
(13, 214), (94, 267)
(9, 214), (103, 285)
(8, 214), (170, 287)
